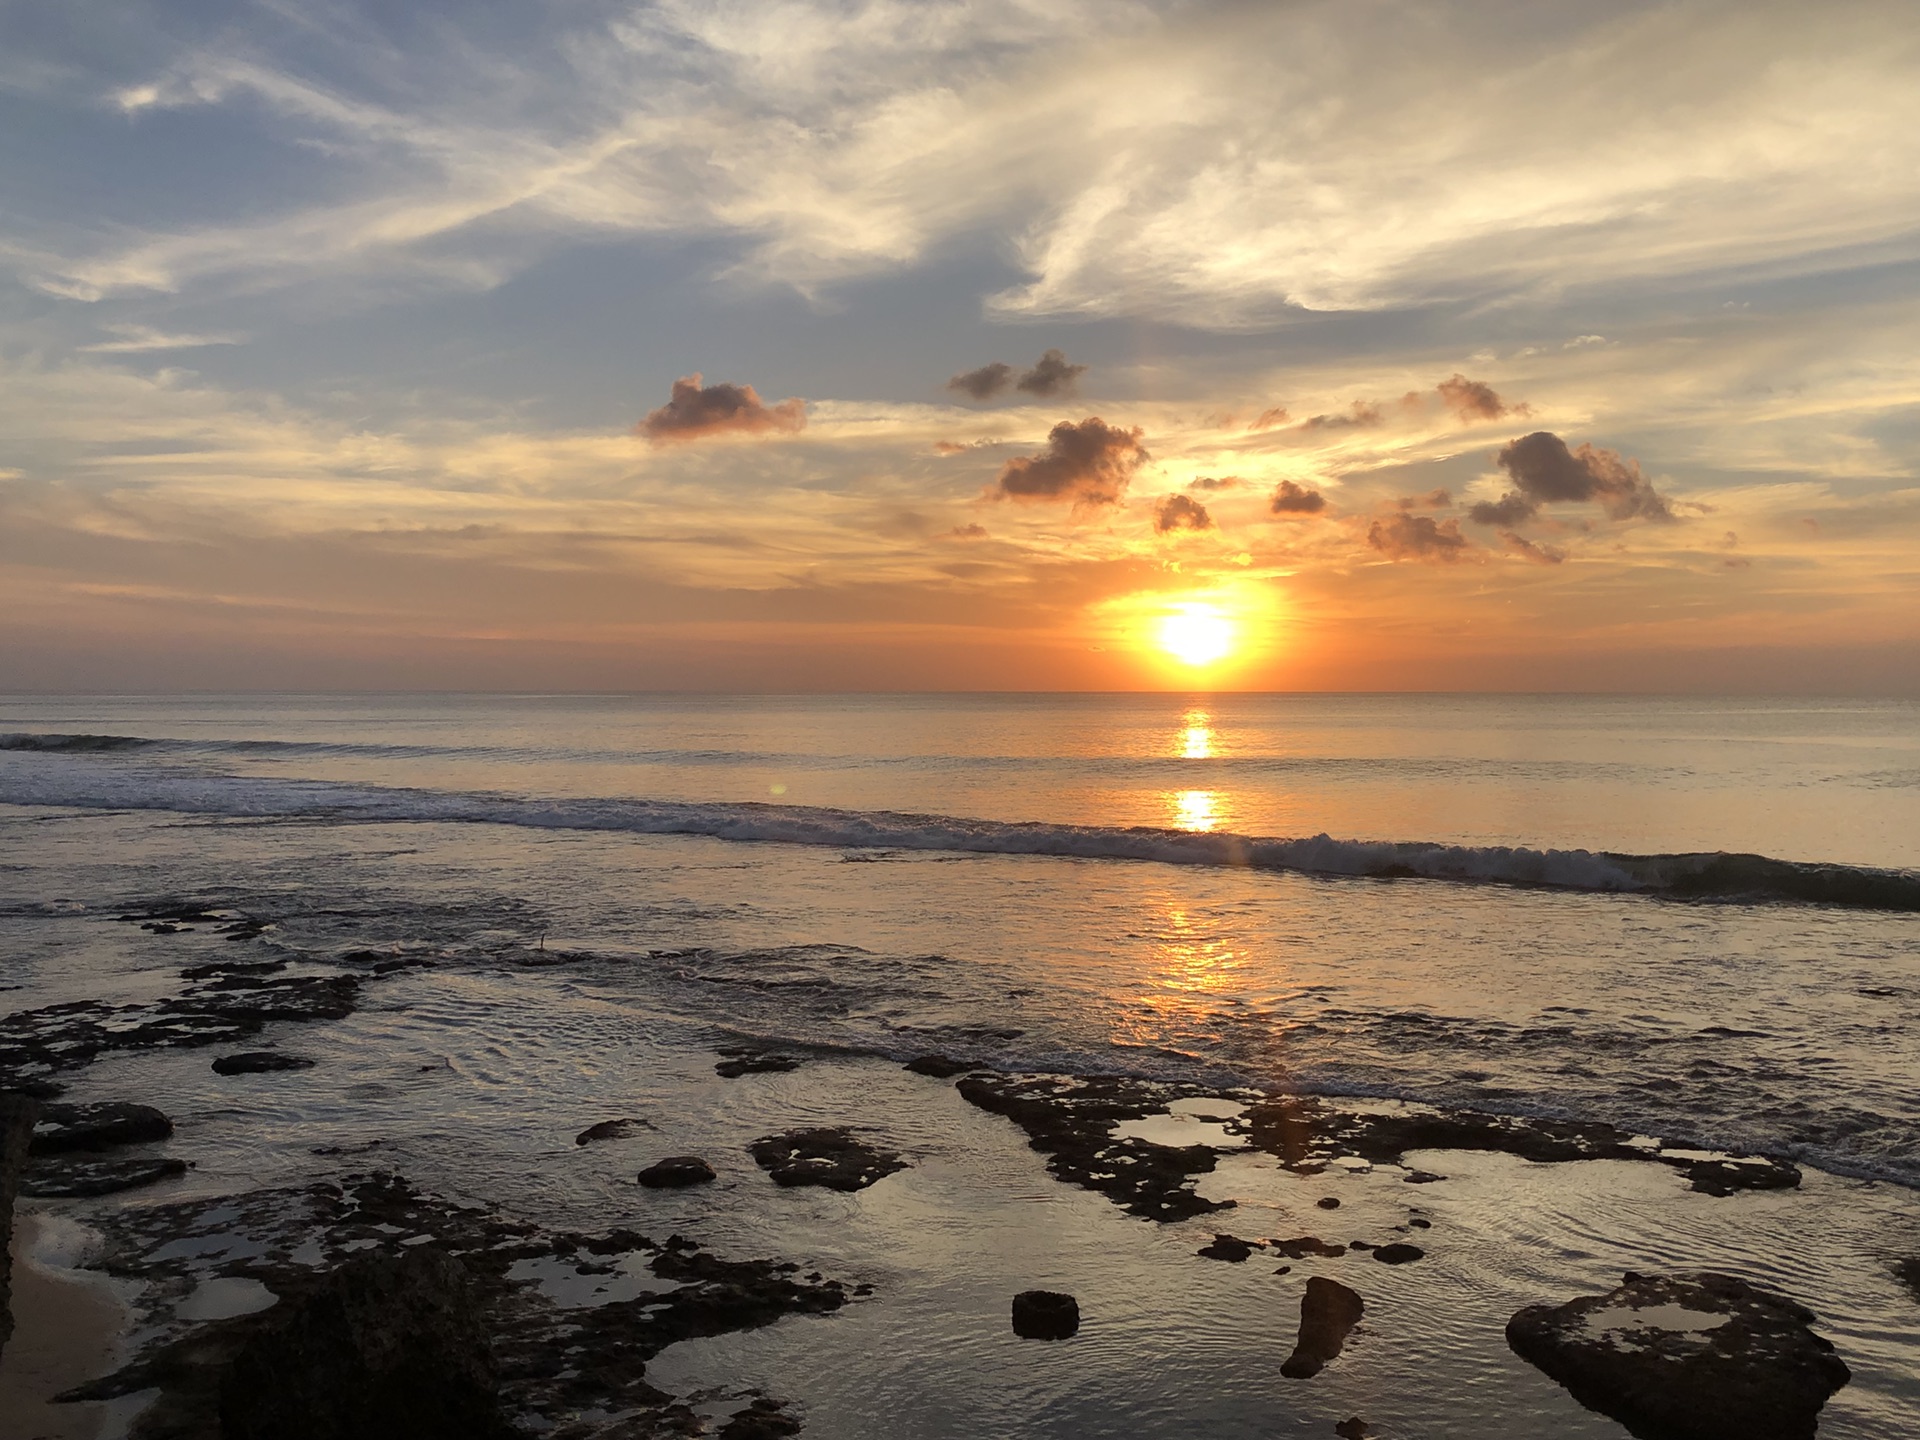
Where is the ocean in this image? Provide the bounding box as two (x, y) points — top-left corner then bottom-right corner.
(2, 692), (1917, 1437)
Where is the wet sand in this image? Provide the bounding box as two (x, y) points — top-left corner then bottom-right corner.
(0, 1217), (124, 1440)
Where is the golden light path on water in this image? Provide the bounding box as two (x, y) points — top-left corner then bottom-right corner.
(1171, 708), (1223, 833)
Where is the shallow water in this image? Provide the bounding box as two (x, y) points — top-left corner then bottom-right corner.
(2, 693), (1917, 1436)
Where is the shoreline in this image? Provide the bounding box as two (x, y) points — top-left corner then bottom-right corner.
(0, 1214), (129, 1440)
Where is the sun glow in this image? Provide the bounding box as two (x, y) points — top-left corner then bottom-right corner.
(1157, 604), (1235, 667)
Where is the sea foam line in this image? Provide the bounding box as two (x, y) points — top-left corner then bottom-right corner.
(1, 752), (1915, 911)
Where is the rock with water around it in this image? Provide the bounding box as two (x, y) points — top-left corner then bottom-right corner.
(1011, 1290), (1079, 1340)
(1334, 1420), (1372, 1439)
(213, 1052), (315, 1075)
(749, 1128), (905, 1192)
(30, 1101), (172, 1154)
(220, 1247), (513, 1440)
(904, 1054), (973, 1079)
(715, 1050), (800, 1078)
(1198, 1234), (1257, 1262)
(1372, 1243), (1424, 1265)
(21, 1154), (187, 1198)
(1282, 1276), (1366, 1379)
(638, 1156), (716, 1189)
(574, 1117), (651, 1146)
(1, 1093), (39, 1358)
(1505, 1271), (1850, 1440)
(1273, 1236), (1349, 1260)
(718, 1397), (803, 1438)
(1895, 1257), (1920, 1306)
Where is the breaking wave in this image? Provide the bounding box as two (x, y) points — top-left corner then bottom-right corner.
(2, 746), (1915, 911)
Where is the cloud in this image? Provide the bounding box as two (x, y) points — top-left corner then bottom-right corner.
(1301, 401), (1383, 431)
(79, 324), (245, 354)
(1015, 349), (1087, 397)
(1367, 512), (1472, 562)
(1189, 475), (1241, 491)
(1500, 529), (1566, 565)
(1484, 431), (1673, 522)
(994, 417), (1148, 507)
(1437, 373), (1522, 422)
(638, 374), (806, 443)
(1249, 407), (1290, 431)
(1153, 494), (1212, 533)
(945, 523), (989, 540)
(948, 362), (1014, 401)
(949, 350), (1086, 402)
(1397, 488), (1452, 510)
(1269, 480), (1327, 515)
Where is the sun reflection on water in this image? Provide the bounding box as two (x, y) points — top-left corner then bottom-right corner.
(1174, 790), (1218, 832)
(1178, 708), (1214, 759)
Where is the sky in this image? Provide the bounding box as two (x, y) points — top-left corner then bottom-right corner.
(2, 0), (1918, 693)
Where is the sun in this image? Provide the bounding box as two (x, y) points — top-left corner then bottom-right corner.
(1157, 604), (1235, 667)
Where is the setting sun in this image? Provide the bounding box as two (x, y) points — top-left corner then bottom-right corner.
(1157, 605), (1235, 667)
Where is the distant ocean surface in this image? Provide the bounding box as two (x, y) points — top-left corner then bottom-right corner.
(6, 692), (1920, 1436)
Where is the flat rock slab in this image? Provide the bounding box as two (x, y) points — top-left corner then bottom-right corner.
(214, 1052), (315, 1075)
(1506, 1271), (1850, 1440)
(23, 1154), (188, 1198)
(638, 1156), (716, 1189)
(1282, 1276), (1365, 1379)
(748, 1128), (905, 1192)
(31, 1101), (173, 1154)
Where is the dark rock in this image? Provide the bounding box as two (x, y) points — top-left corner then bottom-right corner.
(1372, 1243), (1424, 1265)
(1408, 1217), (1431, 1229)
(956, 1073), (1233, 1223)
(574, 1118), (652, 1146)
(1678, 1155), (1802, 1197)
(1272, 1236), (1349, 1260)
(1335, 1421), (1372, 1439)
(1274, 1264), (1292, 1275)
(1011, 1290), (1079, 1340)
(715, 1049), (801, 1078)
(22, 1154), (188, 1198)
(220, 1248), (512, 1440)
(1506, 1270), (1850, 1440)
(213, 1052), (315, 1076)
(31, 1101), (173, 1154)
(1895, 1257), (1920, 1305)
(904, 1054), (973, 1079)
(1404, 1170), (1446, 1184)
(1282, 1276), (1366, 1379)
(1317, 1196), (1341, 1209)
(718, 1397), (802, 1438)
(1198, 1234), (1257, 1262)
(748, 1128), (906, 1192)
(1, 1093), (39, 1358)
(638, 1156), (716, 1189)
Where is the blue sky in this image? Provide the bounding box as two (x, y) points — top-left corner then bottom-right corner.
(3, 0), (1917, 690)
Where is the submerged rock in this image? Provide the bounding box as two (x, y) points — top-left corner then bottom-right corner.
(1011, 1290), (1079, 1340)
(22, 1154), (187, 1198)
(213, 1052), (315, 1075)
(30, 1101), (173, 1154)
(1506, 1270), (1850, 1440)
(749, 1128), (906, 1192)
(716, 1049), (801, 1078)
(1, 1093), (39, 1357)
(1282, 1276), (1366, 1379)
(638, 1156), (716, 1189)
(1198, 1234), (1258, 1262)
(574, 1117), (652, 1146)
(1272, 1236), (1349, 1260)
(904, 1054), (973, 1079)
(220, 1247), (512, 1440)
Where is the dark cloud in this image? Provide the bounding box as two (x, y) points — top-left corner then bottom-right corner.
(1493, 431), (1672, 521)
(1438, 373), (1524, 422)
(1189, 475), (1242, 491)
(994, 417), (1148, 507)
(1367, 512), (1472, 562)
(948, 362), (1014, 400)
(1302, 401), (1384, 431)
(1250, 406), (1290, 431)
(1467, 492), (1537, 526)
(1500, 529), (1566, 565)
(638, 373), (806, 442)
(1016, 348), (1088, 397)
(1154, 494), (1213, 533)
(1396, 488), (1452, 511)
(1270, 480), (1327, 515)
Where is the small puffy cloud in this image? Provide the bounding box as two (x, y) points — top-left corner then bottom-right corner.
(1367, 512), (1472, 562)
(945, 523), (989, 540)
(1249, 406), (1290, 431)
(1154, 494), (1213, 533)
(1015, 348), (1087, 397)
(948, 362), (1014, 400)
(1437, 373), (1523, 422)
(1500, 529), (1565, 565)
(994, 417), (1148, 507)
(1270, 480), (1327, 515)
(1189, 475), (1241, 491)
(1489, 431), (1673, 522)
(638, 373), (806, 442)
(1302, 400), (1383, 430)
(1467, 492), (1537, 526)
(1397, 487), (1453, 510)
